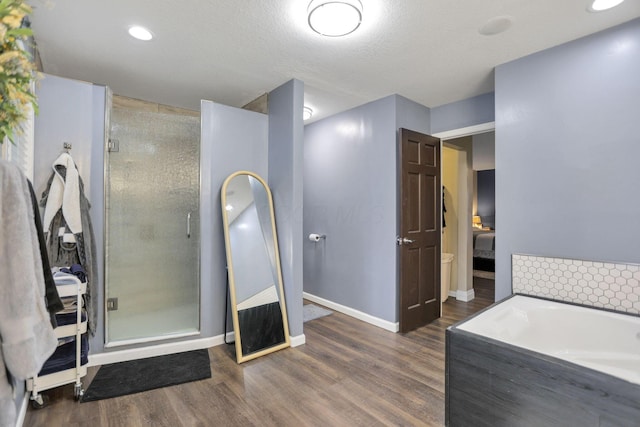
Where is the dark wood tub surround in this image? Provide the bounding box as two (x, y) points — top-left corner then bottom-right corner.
(446, 327), (640, 427)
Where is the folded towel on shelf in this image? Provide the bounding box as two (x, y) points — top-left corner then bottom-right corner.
(55, 311), (86, 327)
(52, 270), (83, 286)
(60, 264), (86, 283)
(52, 272), (84, 314)
(57, 297), (80, 314)
(56, 336), (76, 347)
(39, 335), (89, 376)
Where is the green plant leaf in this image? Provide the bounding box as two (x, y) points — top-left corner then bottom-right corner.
(7, 28), (33, 37)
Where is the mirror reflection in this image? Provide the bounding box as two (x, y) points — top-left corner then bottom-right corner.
(222, 171), (290, 363)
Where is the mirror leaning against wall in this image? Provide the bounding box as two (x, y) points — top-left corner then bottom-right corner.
(221, 171), (290, 363)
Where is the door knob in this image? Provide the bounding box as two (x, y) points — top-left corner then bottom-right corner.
(397, 237), (415, 245)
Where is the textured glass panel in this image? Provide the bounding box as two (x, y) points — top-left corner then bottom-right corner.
(106, 109), (200, 343)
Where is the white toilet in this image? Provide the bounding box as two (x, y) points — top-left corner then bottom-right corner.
(441, 253), (455, 302)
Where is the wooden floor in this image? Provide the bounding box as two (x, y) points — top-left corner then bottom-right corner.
(24, 293), (493, 427)
(473, 276), (495, 301)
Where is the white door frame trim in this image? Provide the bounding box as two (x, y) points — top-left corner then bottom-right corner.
(432, 122), (495, 140)
(434, 121), (495, 302)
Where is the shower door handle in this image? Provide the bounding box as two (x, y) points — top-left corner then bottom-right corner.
(186, 212), (191, 239)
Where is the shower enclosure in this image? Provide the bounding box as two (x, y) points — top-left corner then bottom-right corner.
(105, 99), (201, 345)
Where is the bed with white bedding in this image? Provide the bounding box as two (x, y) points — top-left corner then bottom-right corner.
(473, 229), (495, 272)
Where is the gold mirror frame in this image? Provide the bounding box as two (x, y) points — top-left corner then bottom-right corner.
(221, 171), (290, 363)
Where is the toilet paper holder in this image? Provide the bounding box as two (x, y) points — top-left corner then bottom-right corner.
(308, 233), (326, 242)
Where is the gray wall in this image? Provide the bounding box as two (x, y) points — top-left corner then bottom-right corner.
(476, 170), (495, 229)
(267, 79), (305, 337)
(201, 101), (269, 335)
(494, 18), (640, 300)
(304, 95), (429, 323)
(472, 131), (495, 171)
(396, 95), (431, 134)
(431, 92), (495, 134)
(34, 74), (106, 352)
(28, 75), (106, 416)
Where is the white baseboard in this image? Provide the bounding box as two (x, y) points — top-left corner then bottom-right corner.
(456, 288), (475, 302)
(303, 292), (399, 333)
(290, 334), (306, 347)
(448, 290), (457, 298)
(88, 332), (235, 366)
(16, 392), (29, 427)
(89, 329), (306, 367)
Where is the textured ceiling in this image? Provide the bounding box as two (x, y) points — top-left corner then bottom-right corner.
(30, 0), (640, 122)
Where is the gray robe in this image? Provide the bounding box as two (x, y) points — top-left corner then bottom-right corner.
(40, 170), (98, 336)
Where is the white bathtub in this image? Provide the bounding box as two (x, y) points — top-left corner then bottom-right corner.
(456, 294), (640, 385)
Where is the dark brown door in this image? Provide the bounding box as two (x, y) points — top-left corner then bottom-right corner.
(399, 128), (441, 333)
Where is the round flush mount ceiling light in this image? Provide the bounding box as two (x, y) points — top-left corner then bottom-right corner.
(588, 0), (625, 11)
(303, 106), (314, 120)
(128, 25), (153, 41)
(308, 0), (363, 37)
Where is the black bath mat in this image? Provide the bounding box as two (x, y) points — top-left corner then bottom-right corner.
(81, 349), (211, 402)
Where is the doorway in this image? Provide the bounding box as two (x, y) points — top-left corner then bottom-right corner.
(435, 123), (496, 303)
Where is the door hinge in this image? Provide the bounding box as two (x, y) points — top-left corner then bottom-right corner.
(108, 138), (120, 152)
(107, 297), (119, 311)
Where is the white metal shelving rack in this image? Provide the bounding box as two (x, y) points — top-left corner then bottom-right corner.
(27, 280), (87, 407)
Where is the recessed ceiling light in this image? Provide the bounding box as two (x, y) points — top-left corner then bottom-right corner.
(303, 106), (314, 121)
(308, 0), (363, 37)
(128, 26), (153, 41)
(588, 0), (625, 12)
(225, 204), (234, 211)
(479, 16), (513, 36)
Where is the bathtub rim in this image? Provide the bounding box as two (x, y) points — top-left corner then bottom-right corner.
(450, 293), (640, 334)
(447, 293), (640, 387)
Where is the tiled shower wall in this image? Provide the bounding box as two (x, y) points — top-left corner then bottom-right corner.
(512, 254), (640, 315)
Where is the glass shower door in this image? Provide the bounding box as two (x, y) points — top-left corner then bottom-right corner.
(105, 108), (200, 345)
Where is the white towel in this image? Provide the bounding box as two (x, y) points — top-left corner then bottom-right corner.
(43, 153), (82, 235)
(52, 271), (82, 286)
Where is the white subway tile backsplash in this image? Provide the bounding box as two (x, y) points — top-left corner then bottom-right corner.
(512, 254), (640, 315)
